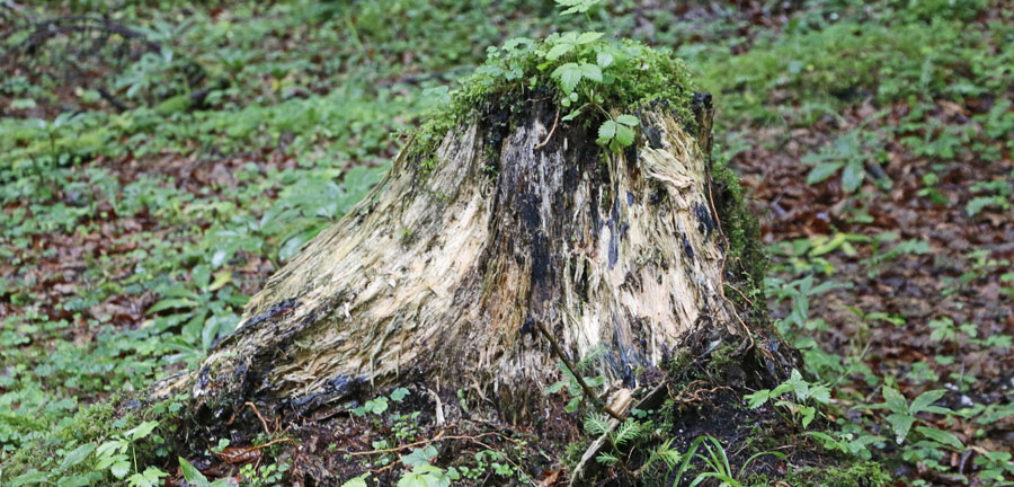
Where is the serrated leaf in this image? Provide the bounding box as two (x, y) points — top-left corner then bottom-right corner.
(551, 63), (583, 94)
(546, 43), (574, 61)
(616, 114), (639, 126)
(579, 63), (602, 83)
(915, 426), (963, 450)
(111, 460), (132, 479)
(597, 120), (617, 146)
(615, 123), (635, 148)
(807, 161), (844, 185)
(576, 32), (604, 44)
(596, 51), (614, 68)
(810, 385), (831, 404)
(745, 390), (770, 409)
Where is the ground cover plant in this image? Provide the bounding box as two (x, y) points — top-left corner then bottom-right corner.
(1, 0), (1011, 485)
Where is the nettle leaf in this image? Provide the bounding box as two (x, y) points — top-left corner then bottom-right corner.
(596, 52), (614, 68)
(111, 460), (132, 479)
(558, 0), (604, 15)
(551, 63), (583, 94)
(579, 63), (602, 83)
(576, 32), (604, 44)
(546, 43), (575, 61)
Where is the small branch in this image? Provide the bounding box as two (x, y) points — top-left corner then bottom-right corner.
(533, 318), (622, 420)
(347, 431), (506, 457)
(97, 87), (128, 112)
(533, 106), (560, 150)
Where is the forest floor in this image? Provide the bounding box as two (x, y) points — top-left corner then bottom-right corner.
(1, 1), (1011, 486)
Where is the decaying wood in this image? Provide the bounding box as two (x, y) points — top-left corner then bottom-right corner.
(156, 100), (745, 423)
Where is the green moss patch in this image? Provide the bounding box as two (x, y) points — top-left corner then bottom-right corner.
(409, 33), (698, 162)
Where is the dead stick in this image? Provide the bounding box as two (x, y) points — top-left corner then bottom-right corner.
(533, 318), (622, 420)
(533, 107), (560, 150)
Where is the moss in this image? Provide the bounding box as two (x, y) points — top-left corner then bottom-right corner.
(767, 461), (891, 487)
(408, 34), (697, 165)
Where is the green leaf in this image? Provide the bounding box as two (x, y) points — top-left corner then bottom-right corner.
(147, 298), (198, 314)
(615, 124), (635, 148)
(551, 63), (583, 94)
(886, 412), (916, 442)
(583, 413), (611, 435)
(597, 120), (617, 146)
(579, 63), (602, 83)
(10, 470), (50, 486)
(881, 387), (909, 414)
(807, 162), (844, 185)
(616, 114), (639, 127)
(111, 460), (132, 479)
(390, 387), (410, 402)
(842, 160), (864, 192)
(546, 43), (574, 61)
(745, 390), (771, 409)
(126, 421), (159, 441)
(596, 52), (614, 68)
(909, 389), (947, 414)
(401, 445), (439, 468)
(59, 444), (97, 471)
(340, 475), (371, 487)
(127, 467), (168, 487)
(366, 397), (389, 415)
(576, 32), (604, 44)
(915, 426), (964, 450)
(178, 457), (209, 486)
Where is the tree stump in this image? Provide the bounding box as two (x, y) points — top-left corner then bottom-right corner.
(155, 39), (804, 485)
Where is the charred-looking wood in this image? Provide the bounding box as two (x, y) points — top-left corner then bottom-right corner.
(154, 93), (790, 430)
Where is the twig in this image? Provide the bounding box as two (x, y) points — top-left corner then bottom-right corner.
(533, 106), (560, 150)
(533, 318), (622, 420)
(569, 382), (668, 487)
(347, 431), (504, 457)
(225, 401), (274, 436)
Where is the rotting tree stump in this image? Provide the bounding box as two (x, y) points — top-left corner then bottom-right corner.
(154, 82), (802, 484)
